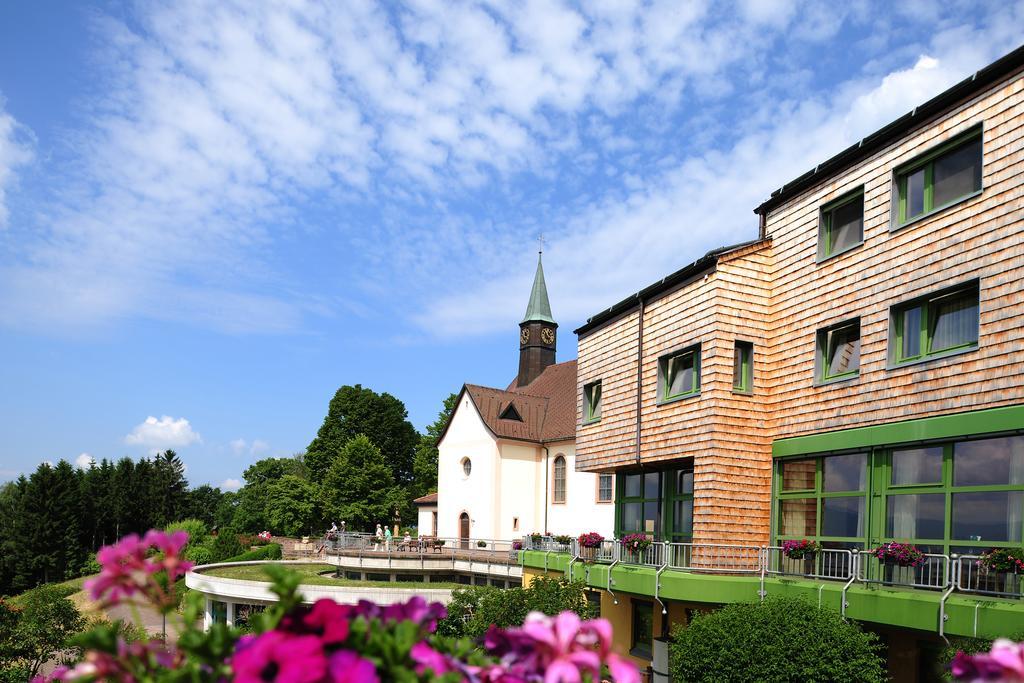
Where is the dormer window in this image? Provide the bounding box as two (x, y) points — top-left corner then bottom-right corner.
(499, 402), (523, 421)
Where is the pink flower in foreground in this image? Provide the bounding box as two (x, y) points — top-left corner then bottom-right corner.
(328, 650), (379, 683)
(953, 639), (1024, 681)
(232, 631), (328, 683)
(84, 531), (192, 608)
(410, 642), (457, 677)
(484, 611), (639, 683)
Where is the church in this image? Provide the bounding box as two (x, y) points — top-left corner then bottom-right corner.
(415, 253), (615, 542)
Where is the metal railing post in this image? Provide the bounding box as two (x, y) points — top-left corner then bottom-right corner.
(841, 551), (857, 619)
(759, 547), (766, 601)
(939, 555), (955, 640)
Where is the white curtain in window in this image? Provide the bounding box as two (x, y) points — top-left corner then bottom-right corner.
(890, 495), (917, 539)
(931, 292), (977, 351)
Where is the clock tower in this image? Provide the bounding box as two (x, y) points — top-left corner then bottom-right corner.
(517, 251), (557, 388)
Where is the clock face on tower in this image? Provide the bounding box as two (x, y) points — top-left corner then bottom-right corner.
(541, 327), (555, 344)
(520, 328), (530, 344)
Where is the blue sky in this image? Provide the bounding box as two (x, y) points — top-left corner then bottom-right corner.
(1, 1), (1022, 490)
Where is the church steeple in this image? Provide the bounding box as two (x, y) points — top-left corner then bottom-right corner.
(522, 253), (555, 324)
(517, 249), (557, 388)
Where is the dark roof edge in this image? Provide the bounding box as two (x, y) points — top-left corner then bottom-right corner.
(754, 43), (1024, 217)
(574, 238), (765, 337)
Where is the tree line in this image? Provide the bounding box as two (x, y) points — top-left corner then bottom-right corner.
(0, 451), (222, 595)
(0, 384), (454, 596)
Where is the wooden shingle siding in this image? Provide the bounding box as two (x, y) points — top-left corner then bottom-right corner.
(766, 70), (1024, 439)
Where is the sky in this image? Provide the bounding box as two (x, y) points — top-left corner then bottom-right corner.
(1, 0), (1022, 490)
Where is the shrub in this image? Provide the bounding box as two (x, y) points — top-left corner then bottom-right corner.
(80, 554), (102, 576)
(185, 545), (213, 567)
(165, 519), (209, 546)
(669, 597), (885, 683)
(437, 577), (597, 640)
(210, 529), (245, 562)
(0, 585), (87, 679)
(223, 543), (283, 563)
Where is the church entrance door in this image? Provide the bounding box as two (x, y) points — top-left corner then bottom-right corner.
(459, 513), (470, 549)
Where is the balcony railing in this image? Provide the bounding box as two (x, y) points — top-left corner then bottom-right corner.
(521, 540), (1024, 604)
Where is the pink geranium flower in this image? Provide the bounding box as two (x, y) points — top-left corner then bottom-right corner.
(232, 632), (328, 683)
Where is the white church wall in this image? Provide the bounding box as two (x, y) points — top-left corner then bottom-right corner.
(496, 442), (541, 539)
(416, 506), (437, 536)
(545, 442), (615, 538)
(436, 395), (499, 540)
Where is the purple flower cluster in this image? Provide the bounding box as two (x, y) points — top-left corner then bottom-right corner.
(873, 542), (925, 567)
(620, 533), (652, 554)
(951, 639), (1024, 681)
(781, 539), (820, 560)
(577, 532), (604, 549)
(511, 540), (523, 550)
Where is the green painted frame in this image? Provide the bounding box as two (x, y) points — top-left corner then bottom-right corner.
(817, 187), (865, 262)
(657, 344), (701, 403)
(814, 318), (861, 385)
(895, 124), (983, 228)
(889, 280), (979, 367)
(582, 379), (602, 425)
(772, 433), (1024, 556)
(772, 404), (1024, 458)
(774, 454), (869, 549)
(732, 340), (754, 394)
(615, 463), (693, 541)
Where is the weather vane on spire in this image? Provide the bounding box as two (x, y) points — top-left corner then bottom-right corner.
(537, 233), (545, 255)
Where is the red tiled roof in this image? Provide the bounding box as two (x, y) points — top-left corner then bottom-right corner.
(413, 492), (438, 506)
(464, 360), (577, 444)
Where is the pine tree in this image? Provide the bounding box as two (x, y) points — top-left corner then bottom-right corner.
(151, 450), (188, 526)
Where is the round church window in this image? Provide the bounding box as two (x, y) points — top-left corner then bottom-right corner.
(462, 458), (472, 477)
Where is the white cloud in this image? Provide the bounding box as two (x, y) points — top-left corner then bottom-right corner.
(1, 1), (1021, 338)
(75, 453), (95, 469)
(421, 15), (1024, 335)
(0, 98), (34, 229)
(230, 438), (270, 457)
(221, 478), (242, 491)
(125, 416), (202, 455)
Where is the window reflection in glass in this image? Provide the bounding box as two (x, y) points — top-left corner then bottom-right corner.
(822, 497), (864, 538)
(823, 453), (866, 492)
(673, 499), (693, 535)
(891, 447), (943, 485)
(782, 459), (816, 491)
(906, 167), (925, 218)
(624, 474), (642, 498)
(886, 493), (945, 539)
(644, 472), (661, 499)
(954, 436), (1024, 487)
(933, 137), (982, 207)
(952, 491), (1023, 543)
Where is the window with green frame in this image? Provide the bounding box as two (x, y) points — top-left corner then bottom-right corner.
(658, 345), (700, 402)
(776, 452), (868, 551)
(668, 465), (694, 542)
(889, 281), (979, 366)
(814, 319), (861, 384)
(773, 435), (1024, 557)
(817, 189), (864, 260)
(583, 380), (602, 424)
(618, 471), (662, 537)
(877, 436), (1024, 556)
(896, 128), (982, 226)
(733, 340), (753, 393)
(616, 464), (693, 541)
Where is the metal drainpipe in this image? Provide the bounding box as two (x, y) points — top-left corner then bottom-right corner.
(635, 297), (645, 466)
(543, 446), (550, 533)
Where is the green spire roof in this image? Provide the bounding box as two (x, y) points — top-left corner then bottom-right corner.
(522, 253), (555, 324)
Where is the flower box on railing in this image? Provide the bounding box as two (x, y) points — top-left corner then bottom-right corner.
(975, 548), (1024, 595)
(620, 534), (652, 564)
(577, 532), (604, 563)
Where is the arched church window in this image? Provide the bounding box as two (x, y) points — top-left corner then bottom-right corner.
(553, 455), (566, 504)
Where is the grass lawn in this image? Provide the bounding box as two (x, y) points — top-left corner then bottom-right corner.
(202, 563), (461, 590)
